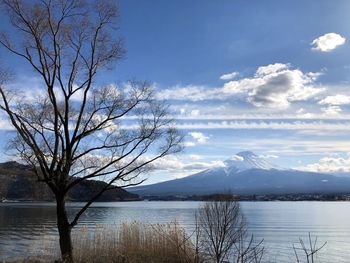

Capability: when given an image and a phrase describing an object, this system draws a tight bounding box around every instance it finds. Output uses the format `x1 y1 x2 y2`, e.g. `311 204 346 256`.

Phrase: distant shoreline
3 192 350 203
140 193 350 202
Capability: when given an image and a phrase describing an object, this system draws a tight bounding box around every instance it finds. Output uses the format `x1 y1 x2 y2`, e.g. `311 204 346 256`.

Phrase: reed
72 221 198 263
7 222 198 263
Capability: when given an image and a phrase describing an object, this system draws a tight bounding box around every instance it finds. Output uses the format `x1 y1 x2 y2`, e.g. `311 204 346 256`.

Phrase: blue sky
2 0 350 184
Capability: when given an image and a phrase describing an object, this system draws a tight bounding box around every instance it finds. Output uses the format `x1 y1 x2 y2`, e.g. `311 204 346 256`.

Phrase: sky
1 0 350 184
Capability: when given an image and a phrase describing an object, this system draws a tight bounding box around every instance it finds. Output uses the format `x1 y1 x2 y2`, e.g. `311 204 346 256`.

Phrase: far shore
3 192 350 203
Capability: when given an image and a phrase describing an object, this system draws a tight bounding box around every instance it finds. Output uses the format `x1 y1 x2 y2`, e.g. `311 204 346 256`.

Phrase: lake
1 201 350 262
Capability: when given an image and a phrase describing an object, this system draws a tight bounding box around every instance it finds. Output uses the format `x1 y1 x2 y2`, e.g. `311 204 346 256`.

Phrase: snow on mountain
223 151 280 172
192 151 282 178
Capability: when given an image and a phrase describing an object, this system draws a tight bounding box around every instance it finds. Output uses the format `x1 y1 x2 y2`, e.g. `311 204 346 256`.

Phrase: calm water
1 201 350 262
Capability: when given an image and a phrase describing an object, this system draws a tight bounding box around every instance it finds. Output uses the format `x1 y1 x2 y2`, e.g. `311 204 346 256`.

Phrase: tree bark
56 195 73 263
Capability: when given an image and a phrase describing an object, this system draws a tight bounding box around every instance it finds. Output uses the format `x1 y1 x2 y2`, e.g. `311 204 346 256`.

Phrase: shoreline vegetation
3 192 350 203
3 199 326 263
142 192 350 202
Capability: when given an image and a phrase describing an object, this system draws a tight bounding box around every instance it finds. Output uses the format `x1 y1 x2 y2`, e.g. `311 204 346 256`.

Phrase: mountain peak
223 151 279 171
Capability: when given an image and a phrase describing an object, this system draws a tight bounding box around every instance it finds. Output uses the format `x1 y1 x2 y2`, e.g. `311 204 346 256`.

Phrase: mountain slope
0 162 139 201
130 152 350 196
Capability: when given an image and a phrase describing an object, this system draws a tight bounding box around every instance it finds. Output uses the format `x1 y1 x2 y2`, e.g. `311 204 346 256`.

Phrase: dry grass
72 222 198 263
6 222 199 263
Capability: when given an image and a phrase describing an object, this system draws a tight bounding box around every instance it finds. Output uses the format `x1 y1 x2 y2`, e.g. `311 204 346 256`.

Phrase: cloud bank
297 154 350 174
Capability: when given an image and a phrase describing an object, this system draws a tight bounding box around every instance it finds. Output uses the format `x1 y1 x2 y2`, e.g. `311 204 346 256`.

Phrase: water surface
1 201 350 262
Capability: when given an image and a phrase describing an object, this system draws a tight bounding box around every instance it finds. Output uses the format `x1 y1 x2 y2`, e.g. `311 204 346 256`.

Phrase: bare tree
293 233 327 263
233 234 264 263
197 197 246 263
196 197 264 263
0 0 182 262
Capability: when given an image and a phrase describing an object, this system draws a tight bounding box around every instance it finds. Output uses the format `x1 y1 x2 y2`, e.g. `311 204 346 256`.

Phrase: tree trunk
56 195 73 263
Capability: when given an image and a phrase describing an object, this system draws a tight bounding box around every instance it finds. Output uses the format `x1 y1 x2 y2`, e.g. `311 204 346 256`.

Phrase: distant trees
0 0 182 262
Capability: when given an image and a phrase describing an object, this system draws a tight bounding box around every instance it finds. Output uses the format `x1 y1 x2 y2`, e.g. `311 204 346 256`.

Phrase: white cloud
220 71 238 80
190 109 200 117
319 94 350 105
189 132 209 143
152 155 224 171
156 85 222 101
255 63 289 77
214 137 350 156
223 63 324 109
318 94 350 115
167 104 350 120
175 120 350 130
120 119 350 131
158 63 323 110
311 33 346 52
297 154 350 174
184 132 210 147
184 141 196 147
321 105 342 115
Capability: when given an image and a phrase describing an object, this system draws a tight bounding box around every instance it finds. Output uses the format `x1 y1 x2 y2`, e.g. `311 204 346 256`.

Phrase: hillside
130 151 350 196
0 161 139 202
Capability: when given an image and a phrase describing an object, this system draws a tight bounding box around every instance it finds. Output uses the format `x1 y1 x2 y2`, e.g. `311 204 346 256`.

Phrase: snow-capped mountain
221 151 280 172
130 151 350 196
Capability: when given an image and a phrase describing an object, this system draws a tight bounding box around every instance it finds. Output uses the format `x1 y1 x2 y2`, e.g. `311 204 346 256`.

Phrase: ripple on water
1 201 350 263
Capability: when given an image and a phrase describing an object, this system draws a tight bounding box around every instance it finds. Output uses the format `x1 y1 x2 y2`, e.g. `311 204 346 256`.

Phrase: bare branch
0 1 182 261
